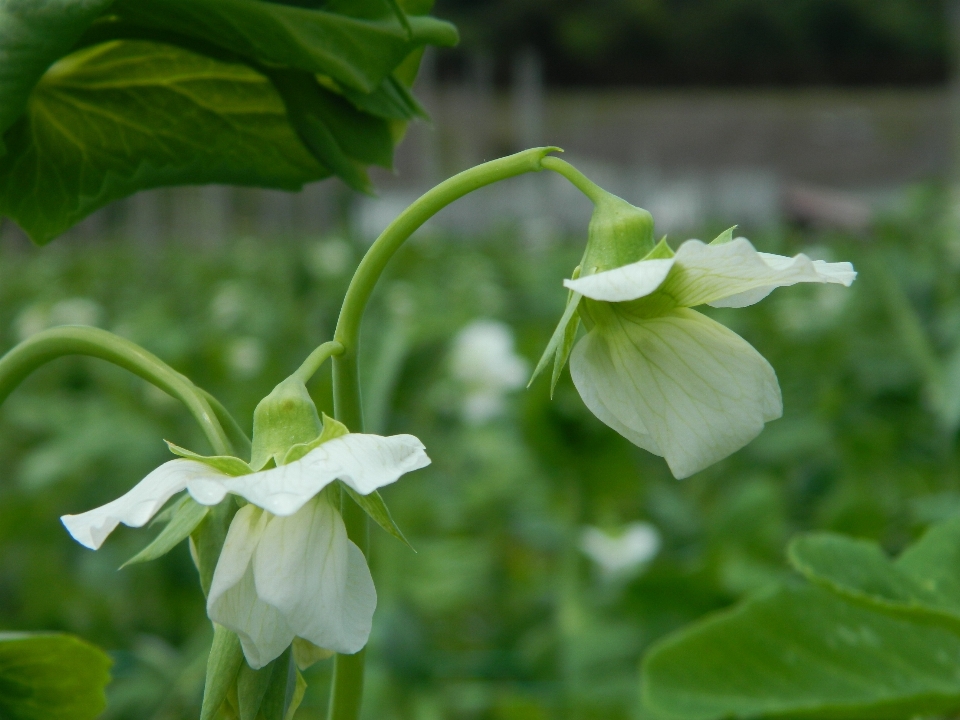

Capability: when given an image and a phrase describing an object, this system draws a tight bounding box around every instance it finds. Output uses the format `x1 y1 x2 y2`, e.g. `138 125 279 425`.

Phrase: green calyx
250 377 324 471
581 193 656 275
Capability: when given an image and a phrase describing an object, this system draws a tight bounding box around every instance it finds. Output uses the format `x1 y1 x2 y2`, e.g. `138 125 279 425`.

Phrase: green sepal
237 649 292 720
200 625 244 720
642 236 675 259
285 668 308 720
250 378 324 471
0 632 112 720
192 500 239 596
530 266 582 395
581 194 656 274
709 225 737 246
257 647 295 720
292 637 333 670
282 413 350 465
166 441 252 476
122 495 209 568
342 483 414 550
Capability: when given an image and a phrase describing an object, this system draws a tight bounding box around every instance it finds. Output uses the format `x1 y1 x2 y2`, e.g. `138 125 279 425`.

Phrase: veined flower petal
659 238 855 309
61 459 219 550
210 433 430 517
207 504 295 669
571 306 782 478
563 258 675 302
253 495 375 655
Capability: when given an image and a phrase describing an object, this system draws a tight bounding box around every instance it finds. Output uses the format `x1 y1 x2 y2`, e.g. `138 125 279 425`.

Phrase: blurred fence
1 54 949 247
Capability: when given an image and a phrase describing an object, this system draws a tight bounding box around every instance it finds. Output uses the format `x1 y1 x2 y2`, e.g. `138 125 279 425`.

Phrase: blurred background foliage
434 0 949 86
0 184 957 717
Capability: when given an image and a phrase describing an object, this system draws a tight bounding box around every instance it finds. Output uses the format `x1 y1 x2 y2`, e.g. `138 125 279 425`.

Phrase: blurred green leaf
790 519 960 625
0 40 328 244
642 582 960 720
0 632 111 720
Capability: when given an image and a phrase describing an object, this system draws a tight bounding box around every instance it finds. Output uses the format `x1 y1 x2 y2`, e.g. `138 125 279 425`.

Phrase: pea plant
1 2 958 720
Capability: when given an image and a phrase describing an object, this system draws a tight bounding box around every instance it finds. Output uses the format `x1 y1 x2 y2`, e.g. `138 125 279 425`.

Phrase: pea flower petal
571 306 782 479
208 496 375 668
565 238 855 309
61 433 430 549
61 459 215 550
563 258 675 302
210 433 429 516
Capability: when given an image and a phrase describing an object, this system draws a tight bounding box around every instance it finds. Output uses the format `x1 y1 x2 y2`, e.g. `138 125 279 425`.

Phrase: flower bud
250 377 323 470
581 193 656 275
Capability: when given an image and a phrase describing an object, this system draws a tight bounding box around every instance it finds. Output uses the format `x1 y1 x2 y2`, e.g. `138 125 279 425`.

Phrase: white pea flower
540 232 855 478
61 427 430 669
580 522 661 577
450 319 529 423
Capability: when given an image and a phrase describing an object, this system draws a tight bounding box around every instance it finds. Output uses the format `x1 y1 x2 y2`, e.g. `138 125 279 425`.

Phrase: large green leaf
641 582 960 720
789 519 960 625
0 40 329 244
0 633 111 720
0 0 114 148
107 0 458 93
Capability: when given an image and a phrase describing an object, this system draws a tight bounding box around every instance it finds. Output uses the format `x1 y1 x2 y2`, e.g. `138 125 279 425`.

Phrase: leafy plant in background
0 0 458 244
0 2 958 720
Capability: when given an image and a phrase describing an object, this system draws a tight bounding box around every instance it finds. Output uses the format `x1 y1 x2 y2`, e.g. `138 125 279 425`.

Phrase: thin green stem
198 388 251 460
540 156 608 203
0 325 233 456
327 147 560 720
292 340 344 385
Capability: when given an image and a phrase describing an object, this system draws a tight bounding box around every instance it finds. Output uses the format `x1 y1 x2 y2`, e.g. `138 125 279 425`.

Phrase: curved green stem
292 340 344 385
327 147 560 720
0 325 233 456
198 388 251 460
540 156 607 203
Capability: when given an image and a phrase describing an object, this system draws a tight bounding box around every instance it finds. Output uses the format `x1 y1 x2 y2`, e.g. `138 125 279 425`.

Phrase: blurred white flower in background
14 297 104 341
450 320 529 423
305 237 353 279
227 336 265 379
580 522 661 577
210 282 247 330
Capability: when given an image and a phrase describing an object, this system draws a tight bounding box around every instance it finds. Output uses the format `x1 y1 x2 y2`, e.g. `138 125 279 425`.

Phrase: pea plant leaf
106 0 457 94
789 518 960 626
0 632 112 720
0 40 329 244
0 0 457 244
641 518 960 720
641 582 960 720
0 0 114 149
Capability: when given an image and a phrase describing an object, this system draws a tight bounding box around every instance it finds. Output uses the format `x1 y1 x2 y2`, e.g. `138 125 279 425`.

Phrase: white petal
207 504 295 669
572 306 782 478
214 433 430 517
570 331 661 455
253 496 375 655
657 238 855 309
61 459 219 550
563 258 675 302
